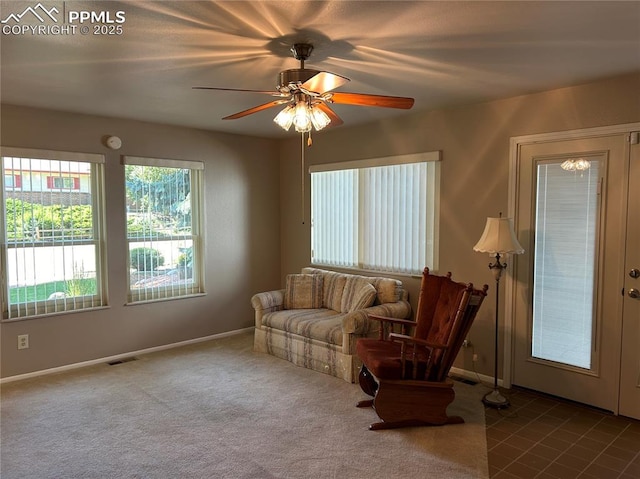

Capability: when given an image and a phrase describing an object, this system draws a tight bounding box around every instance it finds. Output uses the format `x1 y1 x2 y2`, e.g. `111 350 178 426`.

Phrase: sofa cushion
321 272 347 311
369 277 403 304
262 308 344 346
300 267 405 306
284 274 323 309
341 278 377 312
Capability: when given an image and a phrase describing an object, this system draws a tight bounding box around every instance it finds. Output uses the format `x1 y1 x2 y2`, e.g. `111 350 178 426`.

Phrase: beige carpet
1 331 489 478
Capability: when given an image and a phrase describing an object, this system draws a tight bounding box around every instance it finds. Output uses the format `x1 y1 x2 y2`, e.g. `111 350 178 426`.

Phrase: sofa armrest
251 290 285 312
251 290 285 330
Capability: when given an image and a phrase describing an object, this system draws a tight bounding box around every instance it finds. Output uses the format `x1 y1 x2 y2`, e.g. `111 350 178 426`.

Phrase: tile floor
485 387 640 479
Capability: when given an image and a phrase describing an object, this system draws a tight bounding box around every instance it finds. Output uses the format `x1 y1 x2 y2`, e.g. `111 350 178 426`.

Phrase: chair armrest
368 314 416 327
387 333 449 380
342 302 412 337
388 333 448 351
251 290 285 313
368 314 416 339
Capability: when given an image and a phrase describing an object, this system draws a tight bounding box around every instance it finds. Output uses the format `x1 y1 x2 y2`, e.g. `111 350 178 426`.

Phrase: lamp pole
483 252 509 408
474 215 524 409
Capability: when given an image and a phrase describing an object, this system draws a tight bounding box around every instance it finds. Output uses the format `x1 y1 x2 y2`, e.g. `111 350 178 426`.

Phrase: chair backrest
413 268 488 381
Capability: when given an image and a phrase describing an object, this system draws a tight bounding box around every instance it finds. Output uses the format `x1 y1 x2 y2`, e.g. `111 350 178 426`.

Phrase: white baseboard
1 327 254 385
449 366 506 388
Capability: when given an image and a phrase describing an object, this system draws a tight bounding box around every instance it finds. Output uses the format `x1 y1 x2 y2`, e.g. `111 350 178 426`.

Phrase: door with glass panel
512 133 630 413
619 133 640 419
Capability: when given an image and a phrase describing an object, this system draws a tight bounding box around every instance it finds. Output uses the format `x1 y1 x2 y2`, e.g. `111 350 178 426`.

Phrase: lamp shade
473 217 524 254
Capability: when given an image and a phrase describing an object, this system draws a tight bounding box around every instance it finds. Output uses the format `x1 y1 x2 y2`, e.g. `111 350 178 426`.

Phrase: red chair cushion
356 338 431 380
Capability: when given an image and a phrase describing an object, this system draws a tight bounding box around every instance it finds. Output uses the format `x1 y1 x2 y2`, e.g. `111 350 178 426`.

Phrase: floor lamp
473 215 524 409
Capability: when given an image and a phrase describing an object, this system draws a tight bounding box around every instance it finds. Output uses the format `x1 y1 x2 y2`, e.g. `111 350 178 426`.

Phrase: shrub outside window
310 152 440 275
0 147 107 320
124 156 204 303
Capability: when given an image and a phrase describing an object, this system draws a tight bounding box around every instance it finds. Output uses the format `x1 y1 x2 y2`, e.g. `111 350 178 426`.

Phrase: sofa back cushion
340 277 377 312
300 267 405 309
302 267 346 311
369 277 403 304
284 274 324 309
322 272 347 311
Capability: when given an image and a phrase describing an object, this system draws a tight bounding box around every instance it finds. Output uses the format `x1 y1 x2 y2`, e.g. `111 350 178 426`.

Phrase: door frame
505 122 640 394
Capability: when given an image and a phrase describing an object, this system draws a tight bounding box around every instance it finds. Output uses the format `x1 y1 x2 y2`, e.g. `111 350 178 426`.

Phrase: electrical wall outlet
472 353 479 362
17 334 29 350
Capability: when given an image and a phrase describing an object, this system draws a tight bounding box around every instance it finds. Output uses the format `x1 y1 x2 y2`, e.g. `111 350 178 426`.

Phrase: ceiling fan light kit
194 42 414 135
194 41 415 225
273 95 331 133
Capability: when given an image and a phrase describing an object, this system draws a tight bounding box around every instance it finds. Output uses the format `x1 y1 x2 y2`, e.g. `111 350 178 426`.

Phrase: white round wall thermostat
106 136 122 150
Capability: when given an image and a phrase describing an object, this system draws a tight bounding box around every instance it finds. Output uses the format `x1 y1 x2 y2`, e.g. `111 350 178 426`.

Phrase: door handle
629 288 640 299
630 269 640 279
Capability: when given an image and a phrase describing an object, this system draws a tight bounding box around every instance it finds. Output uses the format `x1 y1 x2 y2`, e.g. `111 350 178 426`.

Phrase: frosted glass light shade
310 107 331 131
473 217 524 254
274 103 331 133
273 106 294 131
293 101 312 133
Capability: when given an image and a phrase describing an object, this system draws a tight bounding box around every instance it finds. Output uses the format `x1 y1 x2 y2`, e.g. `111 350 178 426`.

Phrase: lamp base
482 388 510 409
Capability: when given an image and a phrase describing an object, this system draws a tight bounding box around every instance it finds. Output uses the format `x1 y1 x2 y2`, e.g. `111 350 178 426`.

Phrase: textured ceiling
1 1 639 138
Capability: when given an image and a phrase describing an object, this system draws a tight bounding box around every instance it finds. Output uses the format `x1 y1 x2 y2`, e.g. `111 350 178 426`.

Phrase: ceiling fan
193 43 415 133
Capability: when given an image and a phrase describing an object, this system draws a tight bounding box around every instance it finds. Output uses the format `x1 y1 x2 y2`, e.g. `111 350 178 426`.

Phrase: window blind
532 159 601 369
123 156 204 303
1 148 107 320
311 152 440 275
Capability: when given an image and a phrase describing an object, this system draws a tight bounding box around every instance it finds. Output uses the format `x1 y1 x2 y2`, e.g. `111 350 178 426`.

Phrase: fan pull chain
301 131 305 224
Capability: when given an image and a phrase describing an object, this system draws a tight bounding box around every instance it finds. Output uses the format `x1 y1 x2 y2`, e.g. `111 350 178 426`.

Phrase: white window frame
310 151 440 275
123 156 205 303
1 147 107 320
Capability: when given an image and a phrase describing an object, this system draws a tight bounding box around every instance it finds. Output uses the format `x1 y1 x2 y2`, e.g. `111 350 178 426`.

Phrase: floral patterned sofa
251 267 412 382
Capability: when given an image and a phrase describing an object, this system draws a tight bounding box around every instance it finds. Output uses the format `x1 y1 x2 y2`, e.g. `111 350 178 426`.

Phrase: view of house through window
1 148 106 320
310 152 440 275
124 156 204 302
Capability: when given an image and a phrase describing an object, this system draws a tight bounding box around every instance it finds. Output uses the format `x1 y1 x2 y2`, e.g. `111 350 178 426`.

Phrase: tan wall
1 105 281 378
279 72 640 380
2 72 638 381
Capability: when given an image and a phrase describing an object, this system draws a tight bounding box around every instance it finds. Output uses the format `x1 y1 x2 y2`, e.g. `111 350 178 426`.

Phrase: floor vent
459 378 478 385
451 376 478 385
107 357 138 366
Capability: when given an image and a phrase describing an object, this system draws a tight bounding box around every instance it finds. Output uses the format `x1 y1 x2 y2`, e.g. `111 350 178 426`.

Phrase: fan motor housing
278 69 320 90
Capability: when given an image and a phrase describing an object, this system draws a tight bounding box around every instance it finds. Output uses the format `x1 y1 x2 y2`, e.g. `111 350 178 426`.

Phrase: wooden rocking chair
356 267 488 430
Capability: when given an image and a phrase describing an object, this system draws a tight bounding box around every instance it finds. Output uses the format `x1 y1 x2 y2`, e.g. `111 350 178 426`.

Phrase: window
4 174 21 189
532 159 600 369
47 176 80 190
1 147 107 320
310 152 440 275
124 156 204 303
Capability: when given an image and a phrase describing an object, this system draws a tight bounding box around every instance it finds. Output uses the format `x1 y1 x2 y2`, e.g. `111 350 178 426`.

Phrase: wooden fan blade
301 72 350 94
316 103 344 127
328 92 414 109
193 86 283 96
223 101 284 120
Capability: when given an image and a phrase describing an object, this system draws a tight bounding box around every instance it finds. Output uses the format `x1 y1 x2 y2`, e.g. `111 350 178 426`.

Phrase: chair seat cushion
356 338 431 380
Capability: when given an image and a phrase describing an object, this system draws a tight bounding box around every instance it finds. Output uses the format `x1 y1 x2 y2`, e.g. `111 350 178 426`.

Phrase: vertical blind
311 169 358 268
1 147 106 319
310 152 440 275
